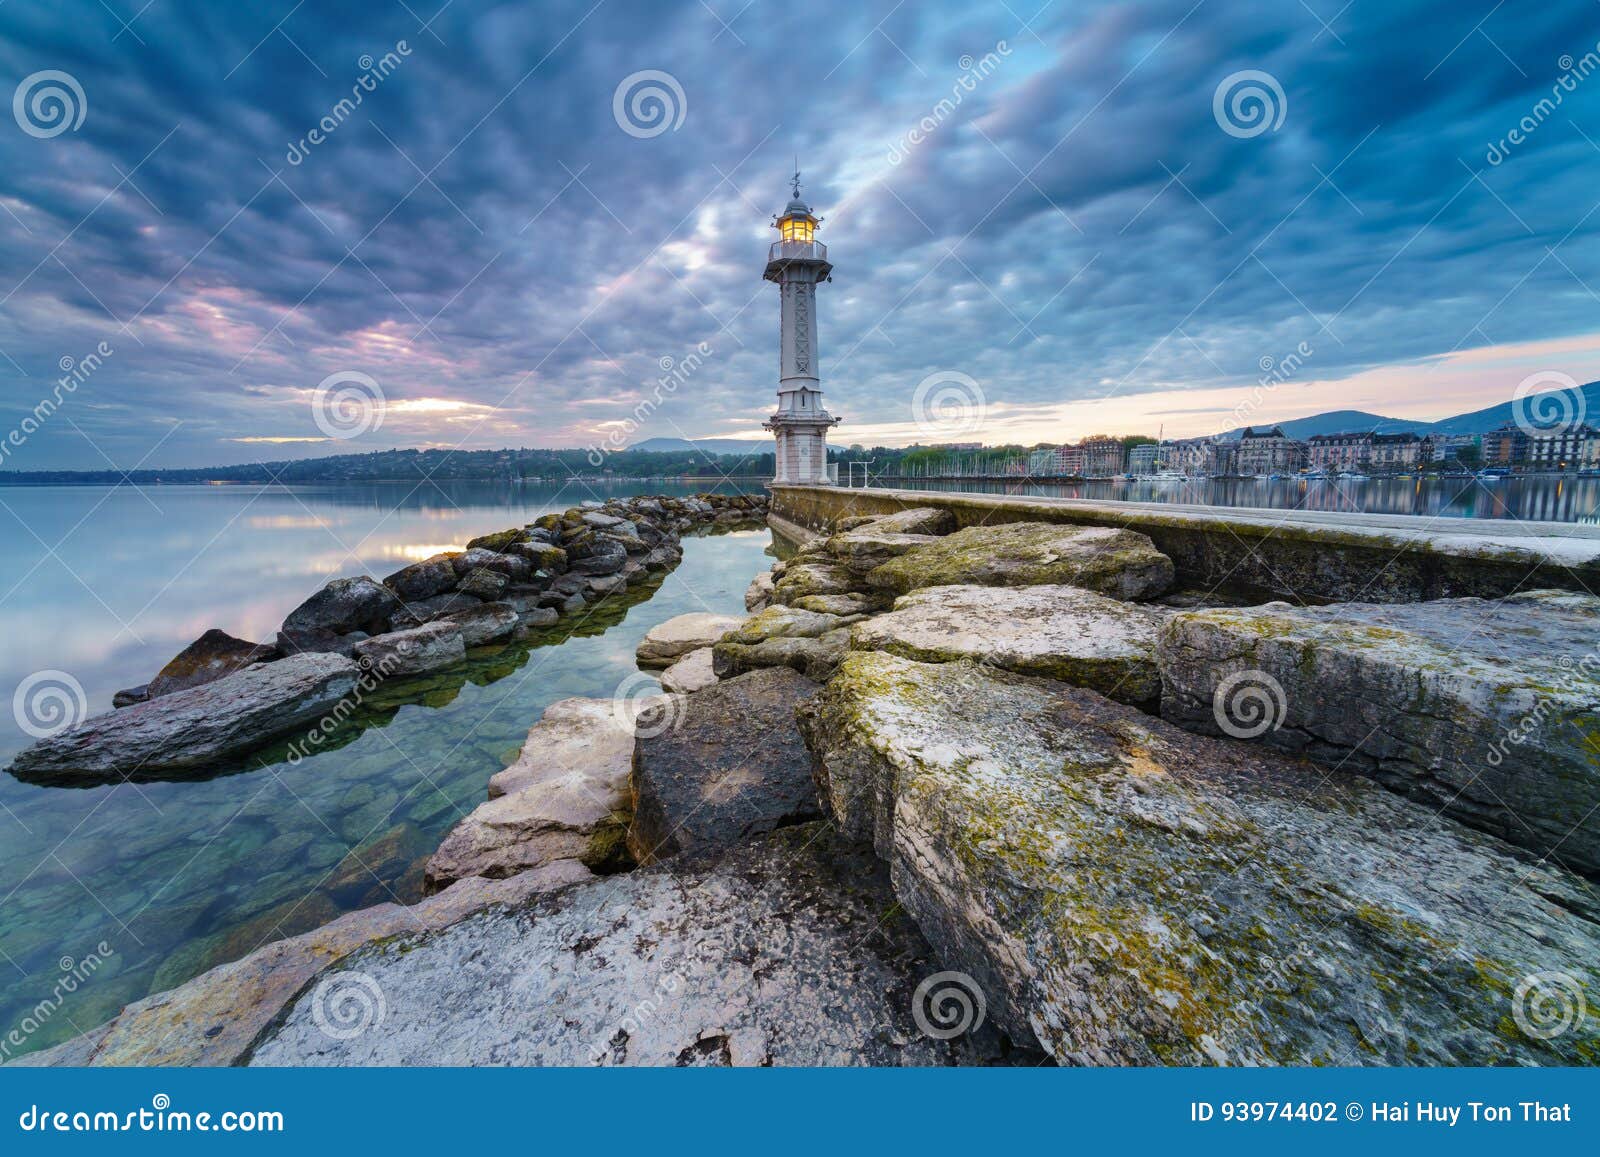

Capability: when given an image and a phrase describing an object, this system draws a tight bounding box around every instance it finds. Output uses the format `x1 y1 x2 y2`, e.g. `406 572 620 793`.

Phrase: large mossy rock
249 825 1031 1067
1157 589 1600 875
281 576 405 636
627 668 821 864
382 553 461 601
427 696 649 889
866 521 1173 600
13 866 592 1067
798 651 1600 1065
838 507 957 536
145 629 277 699
7 653 361 784
770 560 863 605
849 584 1162 706
826 530 941 575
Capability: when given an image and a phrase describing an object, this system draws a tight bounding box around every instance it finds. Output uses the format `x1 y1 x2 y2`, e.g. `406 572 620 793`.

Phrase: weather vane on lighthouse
763 168 839 485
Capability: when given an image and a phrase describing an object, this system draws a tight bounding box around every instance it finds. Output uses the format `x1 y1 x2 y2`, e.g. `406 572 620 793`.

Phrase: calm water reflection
0 480 769 1057
894 475 1600 523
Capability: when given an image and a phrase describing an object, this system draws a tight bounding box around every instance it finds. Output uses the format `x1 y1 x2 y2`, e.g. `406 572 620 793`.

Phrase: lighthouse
763 171 839 485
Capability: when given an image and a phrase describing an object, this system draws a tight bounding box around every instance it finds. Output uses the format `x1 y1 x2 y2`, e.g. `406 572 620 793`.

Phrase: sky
1 0 1598 469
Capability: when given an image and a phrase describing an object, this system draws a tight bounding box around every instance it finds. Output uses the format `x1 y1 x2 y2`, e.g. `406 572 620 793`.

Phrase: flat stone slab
249 825 1031 1067
712 631 852 683
7 653 361 784
628 668 821 864
16 865 591 1067
659 647 718 694
799 651 1600 1065
839 507 957 536
427 696 648 889
866 521 1174 600
635 612 747 668
826 530 941 574
850 584 1162 706
1157 589 1600 875
771 560 863 605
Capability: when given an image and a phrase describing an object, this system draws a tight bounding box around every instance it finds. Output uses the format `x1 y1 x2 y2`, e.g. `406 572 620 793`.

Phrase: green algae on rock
798 650 1600 1065
864 521 1174 600
849 583 1163 706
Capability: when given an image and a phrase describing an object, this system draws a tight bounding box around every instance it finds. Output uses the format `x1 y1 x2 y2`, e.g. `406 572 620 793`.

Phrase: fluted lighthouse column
763 173 839 485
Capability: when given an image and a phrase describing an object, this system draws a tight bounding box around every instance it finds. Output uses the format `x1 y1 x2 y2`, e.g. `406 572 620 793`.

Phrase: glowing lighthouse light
763 169 840 485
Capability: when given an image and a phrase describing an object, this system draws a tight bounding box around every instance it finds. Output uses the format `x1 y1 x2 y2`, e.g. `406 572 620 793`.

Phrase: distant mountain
628 437 767 455
1424 379 1600 435
1222 380 1600 440
1221 410 1429 440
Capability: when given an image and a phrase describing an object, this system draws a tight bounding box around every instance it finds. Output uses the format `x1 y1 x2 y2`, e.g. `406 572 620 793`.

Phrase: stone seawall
769 484 1600 603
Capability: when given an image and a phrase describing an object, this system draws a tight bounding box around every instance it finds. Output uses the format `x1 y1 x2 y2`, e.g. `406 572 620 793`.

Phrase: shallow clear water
892 475 1600 522
0 481 771 1058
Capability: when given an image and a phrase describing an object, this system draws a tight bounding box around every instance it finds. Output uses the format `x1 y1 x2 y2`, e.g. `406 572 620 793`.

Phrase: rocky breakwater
28 501 1600 1066
6 492 768 784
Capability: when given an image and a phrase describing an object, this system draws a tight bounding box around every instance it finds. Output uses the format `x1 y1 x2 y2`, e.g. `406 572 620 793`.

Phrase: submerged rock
1158 590 1600 875
14 865 591 1067
252 825 1029 1066
866 521 1174 601
145 628 277 699
850 584 1162 706
426 696 646 889
628 668 821 864
799 651 1600 1065
7 654 361 783
659 647 717 694
635 612 746 668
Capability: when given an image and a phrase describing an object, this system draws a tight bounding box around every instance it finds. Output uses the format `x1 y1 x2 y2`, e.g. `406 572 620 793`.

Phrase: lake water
890 475 1600 522
0 481 771 1058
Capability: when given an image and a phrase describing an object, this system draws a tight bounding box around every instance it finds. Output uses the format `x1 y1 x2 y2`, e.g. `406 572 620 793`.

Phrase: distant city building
1306 431 1372 472
1517 423 1596 472
1164 436 1217 476
1079 436 1125 478
1235 426 1304 475
1420 433 1479 463
1368 432 1422 473
1127 443 1160 474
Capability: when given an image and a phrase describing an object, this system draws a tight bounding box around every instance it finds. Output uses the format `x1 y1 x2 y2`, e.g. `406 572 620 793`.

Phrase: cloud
0 0 1597 466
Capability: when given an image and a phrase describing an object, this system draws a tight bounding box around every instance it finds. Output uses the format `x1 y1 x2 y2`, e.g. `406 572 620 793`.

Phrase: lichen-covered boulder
351 622 464 676
849 584 1161 706
383 553 460 601
771 560 862 605
507 541 567 573
455 567 510 601
250 826 1031 1067
721 604 862 644
635 612 746 668
712 630 852 683
867 522 1173 601
7 653 361 783
426 696 649 889
659 647 717 694
798 651 1600 1065
826 531 941 575
145 629 277 699
1157 590 1600 875
465 528 528 553
627 668 821 864
791 591 892 616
